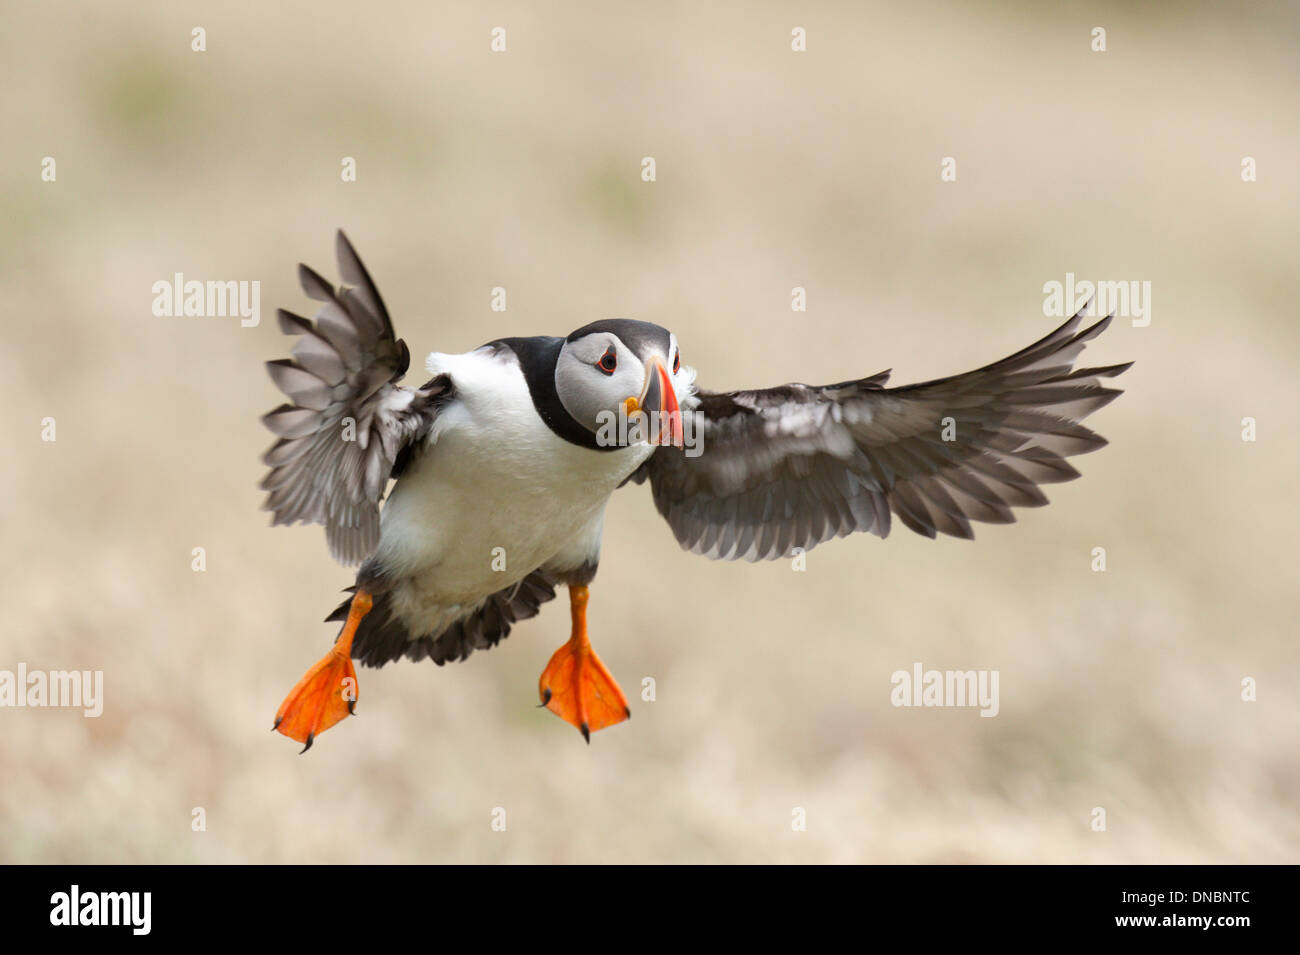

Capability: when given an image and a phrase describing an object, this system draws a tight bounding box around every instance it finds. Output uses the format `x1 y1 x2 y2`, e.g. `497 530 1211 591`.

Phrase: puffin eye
672 351 680 374
596 346 617 375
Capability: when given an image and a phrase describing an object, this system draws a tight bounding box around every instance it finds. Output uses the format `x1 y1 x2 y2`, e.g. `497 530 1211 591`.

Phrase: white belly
371 348 651 633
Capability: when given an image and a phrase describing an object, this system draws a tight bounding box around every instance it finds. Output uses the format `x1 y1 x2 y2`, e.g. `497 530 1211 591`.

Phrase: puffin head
556 319 686 448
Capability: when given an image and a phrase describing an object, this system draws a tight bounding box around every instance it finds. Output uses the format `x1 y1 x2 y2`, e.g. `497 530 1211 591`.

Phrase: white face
554 325 685 440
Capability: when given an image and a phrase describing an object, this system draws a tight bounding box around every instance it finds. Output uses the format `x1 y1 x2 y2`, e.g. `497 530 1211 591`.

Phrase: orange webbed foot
273 647 358 752
539 584 629 741
274 591 371 753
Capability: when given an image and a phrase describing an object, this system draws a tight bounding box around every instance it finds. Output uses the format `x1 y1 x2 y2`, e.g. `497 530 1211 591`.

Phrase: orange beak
638 355 683 447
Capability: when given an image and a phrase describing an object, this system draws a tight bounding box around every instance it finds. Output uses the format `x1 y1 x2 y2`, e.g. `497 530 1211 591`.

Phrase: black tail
324 570 559 667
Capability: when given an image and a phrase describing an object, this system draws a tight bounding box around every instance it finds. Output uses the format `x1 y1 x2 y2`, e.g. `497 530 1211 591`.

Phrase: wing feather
636 309 1131 560
259 231 451 565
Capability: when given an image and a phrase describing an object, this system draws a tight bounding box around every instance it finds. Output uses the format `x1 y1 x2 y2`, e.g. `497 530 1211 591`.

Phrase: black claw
272 716 282 731
538 687 552 708
347 700 356 716
580 722 590 744
624 706 631 719
299 733 314 755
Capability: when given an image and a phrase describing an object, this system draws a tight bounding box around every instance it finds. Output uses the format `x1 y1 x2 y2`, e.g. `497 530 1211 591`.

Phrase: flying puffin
262 231 1131 750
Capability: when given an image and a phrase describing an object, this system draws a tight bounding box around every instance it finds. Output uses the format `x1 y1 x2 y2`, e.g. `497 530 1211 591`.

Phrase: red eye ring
673 351 680 374
597 346 617 375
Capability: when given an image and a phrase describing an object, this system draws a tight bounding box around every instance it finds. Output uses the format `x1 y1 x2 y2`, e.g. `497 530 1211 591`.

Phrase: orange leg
274 590 371 753
539 584 630 742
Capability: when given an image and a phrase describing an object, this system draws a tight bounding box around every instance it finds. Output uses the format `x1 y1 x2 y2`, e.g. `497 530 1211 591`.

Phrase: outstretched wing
259 230 451 565
632 310 1131 561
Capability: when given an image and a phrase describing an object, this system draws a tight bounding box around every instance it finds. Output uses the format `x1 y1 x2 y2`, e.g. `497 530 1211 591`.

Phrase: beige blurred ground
1 1 1297 864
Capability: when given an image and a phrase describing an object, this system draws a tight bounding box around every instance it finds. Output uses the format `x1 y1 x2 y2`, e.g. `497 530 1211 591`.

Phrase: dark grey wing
634 310 1131 561
260 230 451 565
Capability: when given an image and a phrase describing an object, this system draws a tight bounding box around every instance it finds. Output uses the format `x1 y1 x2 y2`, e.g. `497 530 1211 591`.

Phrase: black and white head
555 319 691 448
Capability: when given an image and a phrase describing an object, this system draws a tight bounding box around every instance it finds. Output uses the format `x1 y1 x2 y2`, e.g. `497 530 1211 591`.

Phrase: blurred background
1 1 1297 863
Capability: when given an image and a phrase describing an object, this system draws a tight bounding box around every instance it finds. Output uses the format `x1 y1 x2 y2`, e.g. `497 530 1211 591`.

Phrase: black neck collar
488 337 615 452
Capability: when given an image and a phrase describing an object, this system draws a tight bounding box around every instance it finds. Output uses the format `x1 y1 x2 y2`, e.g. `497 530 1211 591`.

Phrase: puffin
262 231 1131 750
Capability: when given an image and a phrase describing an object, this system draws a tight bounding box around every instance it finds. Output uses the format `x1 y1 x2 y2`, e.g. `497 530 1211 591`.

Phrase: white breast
373 347 651 631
